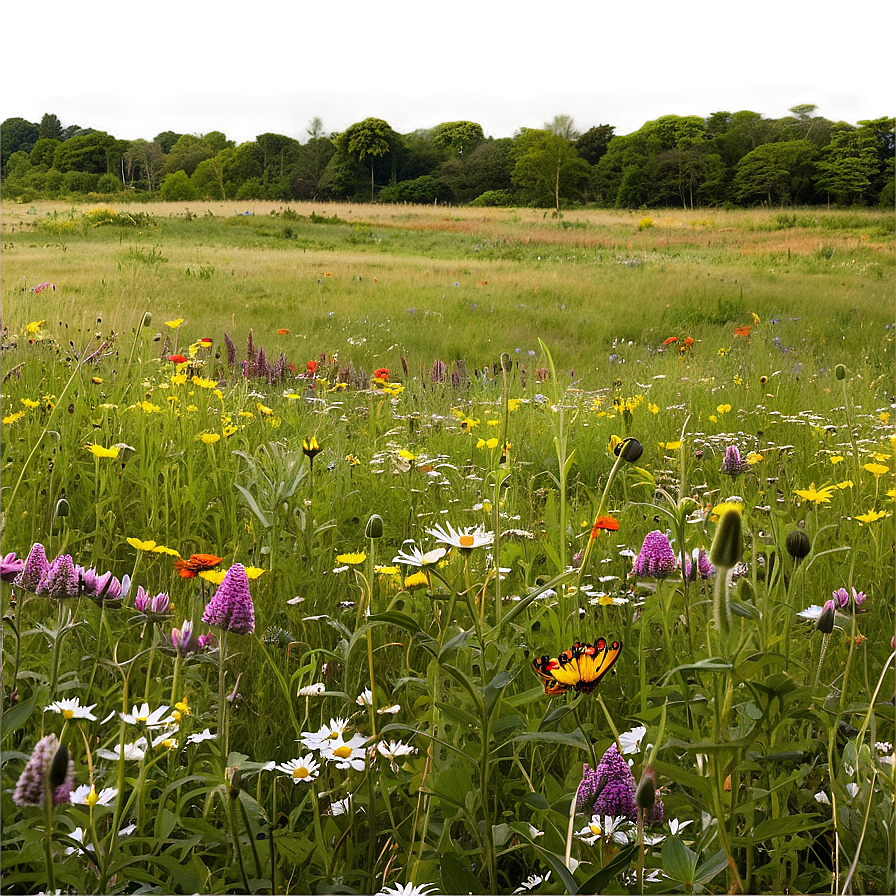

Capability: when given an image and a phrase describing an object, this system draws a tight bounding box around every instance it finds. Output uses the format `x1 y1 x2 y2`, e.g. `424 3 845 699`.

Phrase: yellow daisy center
333 745 353 759
293 767 309 779
62 709 75 719
459 535 475 547
589 822 602 836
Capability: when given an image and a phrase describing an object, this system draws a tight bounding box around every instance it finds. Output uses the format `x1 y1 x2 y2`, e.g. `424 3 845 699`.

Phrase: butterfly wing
574 639 622 693
532 655 570 695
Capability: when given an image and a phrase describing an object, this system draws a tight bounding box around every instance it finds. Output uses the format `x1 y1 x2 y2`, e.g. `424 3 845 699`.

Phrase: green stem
227 788 251 892
310 786 331 879
43 776 57 894
218 629 229 765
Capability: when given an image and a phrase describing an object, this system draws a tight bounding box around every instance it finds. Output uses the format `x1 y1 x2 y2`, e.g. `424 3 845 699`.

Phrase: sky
3 0 892 145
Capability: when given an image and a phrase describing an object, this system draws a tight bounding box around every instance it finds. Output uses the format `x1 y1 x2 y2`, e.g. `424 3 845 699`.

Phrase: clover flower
13 734 74 806
39 554 79 599
14 543 50 592
631 531 676 579
202 563 255 634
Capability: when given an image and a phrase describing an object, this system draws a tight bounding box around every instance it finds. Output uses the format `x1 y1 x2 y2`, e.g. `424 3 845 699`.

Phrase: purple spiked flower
202 564 255 634
721 445 748 477
585 744 638 821
13 543 50 592
134 587 170 616
13 734 74 806
39 554 78 599
683 548 715 581
1 552 24 583
632 531 676 580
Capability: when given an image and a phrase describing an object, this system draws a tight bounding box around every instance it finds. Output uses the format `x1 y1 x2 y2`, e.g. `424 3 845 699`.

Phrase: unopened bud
228 768 242 800
365 514 384 539
635 766 657 811
834 364 846 381
142 312 153 328
785 529 811 561
500 352 512 372
48 742 70 790
816 599 836 634
710 508 743 569
615 437 643 463
54 497 70 519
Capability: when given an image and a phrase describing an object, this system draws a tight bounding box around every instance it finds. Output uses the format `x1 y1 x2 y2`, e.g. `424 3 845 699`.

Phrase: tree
732 140 818 205
39 113 63 141
576 125 615 165
30 138 61 169
154 131 182 154
124 140 165 191
437 138 515 204
202 131 233 153
163 135 215 177
431 121 485 156
512 128 590 213
160 169 197 201
1 118 39 170
816 125 881 204
52 132 114 174
333 118 400 202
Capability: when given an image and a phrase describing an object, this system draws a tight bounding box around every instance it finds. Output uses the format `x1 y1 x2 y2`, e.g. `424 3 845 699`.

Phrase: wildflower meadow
1 200 894 895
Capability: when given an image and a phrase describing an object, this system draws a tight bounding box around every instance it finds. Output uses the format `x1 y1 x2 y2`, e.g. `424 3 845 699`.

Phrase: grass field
1 200 894 895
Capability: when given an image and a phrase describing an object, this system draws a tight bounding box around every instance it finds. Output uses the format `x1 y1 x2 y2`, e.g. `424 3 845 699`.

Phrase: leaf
578 843 638 893
662 835 697 885
0 685 47 741
512 729 590 752
440 853 484 895
532 844 579 895
518 792 550 810
750 813 823 841
661 658 732 684
438 627 476 659
234 482 272 528
694 848 730 885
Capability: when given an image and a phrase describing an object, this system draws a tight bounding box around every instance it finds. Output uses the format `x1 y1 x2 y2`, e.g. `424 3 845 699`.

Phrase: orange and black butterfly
532 638 622 695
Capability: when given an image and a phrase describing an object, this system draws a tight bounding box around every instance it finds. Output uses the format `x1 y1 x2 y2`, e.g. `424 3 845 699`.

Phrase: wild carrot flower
632 531 676 579
202 563 255 634
14 543 50 592
13 734 74 806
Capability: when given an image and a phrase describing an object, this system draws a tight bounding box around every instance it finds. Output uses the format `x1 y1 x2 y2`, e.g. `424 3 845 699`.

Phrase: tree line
2 108 893 209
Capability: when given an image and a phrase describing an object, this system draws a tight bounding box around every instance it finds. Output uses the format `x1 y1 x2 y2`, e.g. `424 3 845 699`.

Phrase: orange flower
169 354 188 364
174 553 223 578
734 325 752 339
277 328 290 335
306 360 318 375
680 336 694 351
591 515 620 538
373 367 390 381
663 337 679 345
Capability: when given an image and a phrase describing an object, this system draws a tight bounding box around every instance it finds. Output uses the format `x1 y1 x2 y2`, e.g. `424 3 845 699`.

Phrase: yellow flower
403 571 430 589
716 403 731 415
2 410 26 424
835 480 853 490
153 545 181 557
854 509 891 524
477 437 499 450
648 403 659 414
20 398 40 408
879 412 891 423
170 373 188 386
711 501 745 519
244 566 266 579
507 399 521 411
397 449 416 461
191 376 217 389
717 348 729 357
708 415 718 423
863 463 891 477
830 455 844 464
873 452 891 462
165 318 184 329
794 483 837 505
26 320 46 334
751 312 761 325
135 401 162 413
346 454 360 466
198 433 221 444
746 452 763 465
257 402 273 415
486 419 501 427
658 440 682 451
223 425 238 438
84 443 120 459
375 565 400 576
336 552 366 565
199 569 227 585
127 537 157 551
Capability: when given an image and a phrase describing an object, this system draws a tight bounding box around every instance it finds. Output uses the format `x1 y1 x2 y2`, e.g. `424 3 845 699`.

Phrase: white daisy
377 739 416 769
96 738 148 761
320 733 369 770
330 796 351 816
69 784 117 807
300 717 352 751
120 703 174 729
427 522 494 551
186 728 217 744
575 814 633 846
392 545 447 567
297 682 325 696
356 688 373 706
276 754 321 783
44 697 98 721
378 883 438 896
514 872 550 893
377 703 401 715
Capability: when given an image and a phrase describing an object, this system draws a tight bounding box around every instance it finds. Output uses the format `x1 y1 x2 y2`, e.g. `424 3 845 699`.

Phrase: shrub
160 170 198 201
96 173 121 193
470 189 513 207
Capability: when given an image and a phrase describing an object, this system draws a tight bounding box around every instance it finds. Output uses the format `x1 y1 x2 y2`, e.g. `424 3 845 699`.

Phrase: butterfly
532 638 622 695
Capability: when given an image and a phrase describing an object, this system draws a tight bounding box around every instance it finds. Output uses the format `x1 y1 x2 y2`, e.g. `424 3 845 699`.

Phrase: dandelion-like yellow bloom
507 399 521 411
716 403 732 415
127 537 158 551
199 569 227 584
403 571 429 588
658 440 682 451
2 410 26 424
477 437 500 449
863 463 891 477
244 567 266 579
794 483 837 505
191 376 218 389
336 552 366 565
854 509 891 524
20 398 40 408
165 318 184 329
84 443 120 458
257 402 273 415
198 433 221 444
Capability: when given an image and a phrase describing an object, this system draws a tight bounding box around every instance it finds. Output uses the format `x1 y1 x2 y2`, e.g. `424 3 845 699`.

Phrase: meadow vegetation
1 201 894 895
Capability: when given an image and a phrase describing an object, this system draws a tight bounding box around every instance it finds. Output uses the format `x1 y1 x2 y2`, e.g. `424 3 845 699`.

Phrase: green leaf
518 792 550 810
694 848 730 885
0 684 47 741
662 835 697 885
440 853 484 895
234 482 272 528
512 729 590 752
532 844 579 895
578 843 638 893
750 813 823 841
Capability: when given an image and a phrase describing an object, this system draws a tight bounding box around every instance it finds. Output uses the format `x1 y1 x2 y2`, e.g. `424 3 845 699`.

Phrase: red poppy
277 328 290 335
591 515 620 538
663 336 679 345
734 325 752 339
373 367 389 381
169 354 188 364
306 360 318 374
198 338 213 345
174 553 223 578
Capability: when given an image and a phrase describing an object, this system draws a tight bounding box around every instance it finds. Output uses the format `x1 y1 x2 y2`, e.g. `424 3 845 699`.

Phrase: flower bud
816 599 836 634
785 529 811 561
54 497 70 519
48 742 70 790
710 508 743 569
142 312 153 327
615 437 643 463
635 766 657 811
834 364 846 381
365 514 384 539
500 352 512 372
